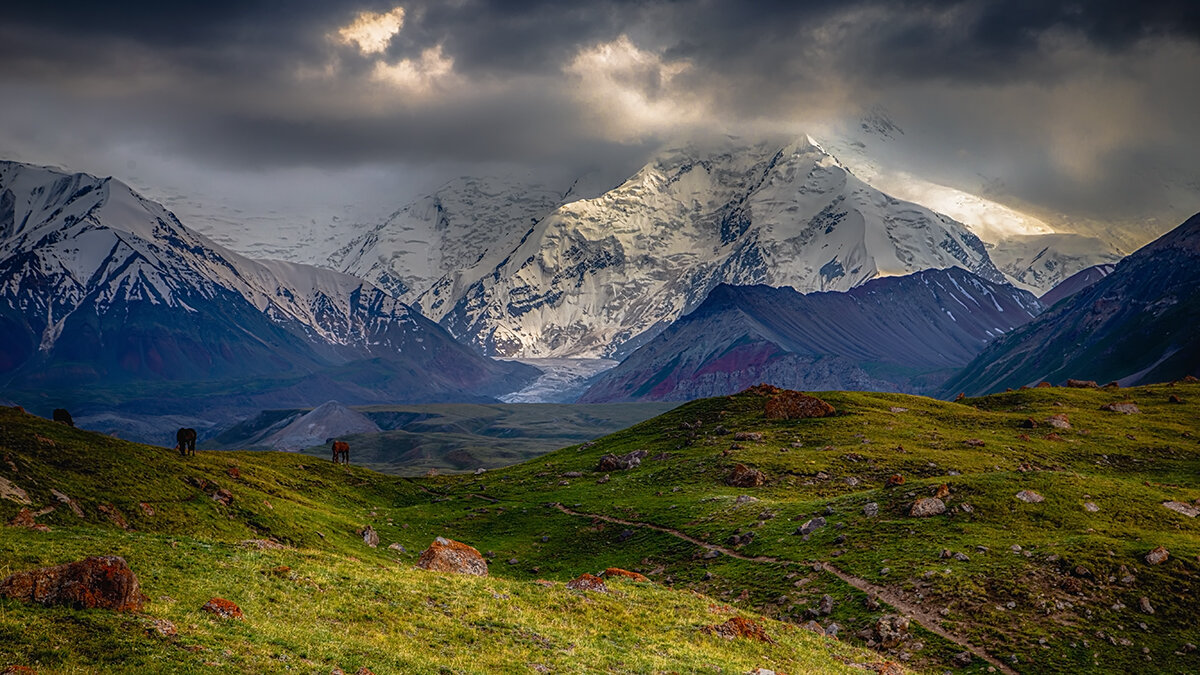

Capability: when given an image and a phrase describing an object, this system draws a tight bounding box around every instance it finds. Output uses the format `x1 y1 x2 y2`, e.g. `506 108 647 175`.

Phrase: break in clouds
1 0 1199 235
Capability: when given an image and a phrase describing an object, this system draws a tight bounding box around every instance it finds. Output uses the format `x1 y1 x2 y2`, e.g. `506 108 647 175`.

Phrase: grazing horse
52 408 74 427
331 440 350 465
175 428 197 457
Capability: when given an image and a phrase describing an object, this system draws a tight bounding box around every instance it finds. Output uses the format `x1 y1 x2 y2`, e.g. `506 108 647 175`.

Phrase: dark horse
331 440 349 465
176 428 197 457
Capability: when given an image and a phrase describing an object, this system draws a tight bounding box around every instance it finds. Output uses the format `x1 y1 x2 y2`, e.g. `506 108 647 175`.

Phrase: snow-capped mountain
984 233 1124 294
436 137 1007 359
0 161 532 407
329 176 576 306
1039 263 1116 308
579 267 1042 402
942 212 1200 395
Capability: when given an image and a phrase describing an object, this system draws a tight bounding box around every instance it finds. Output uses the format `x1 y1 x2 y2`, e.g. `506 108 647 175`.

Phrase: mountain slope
1038 263 1116 308
581 267 1041 402
0 405 888 674
0 161 533 412
438 138 1006 359
943 212 1200 395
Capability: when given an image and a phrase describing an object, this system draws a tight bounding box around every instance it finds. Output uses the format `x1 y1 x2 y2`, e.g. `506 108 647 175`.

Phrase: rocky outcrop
416 537 488 576
909 498 946 517
702 616 774 643
596 450 647 472
726 464 766 488
764 390 836 420
565 573 609 593
201 597 244 620
0 556 146 611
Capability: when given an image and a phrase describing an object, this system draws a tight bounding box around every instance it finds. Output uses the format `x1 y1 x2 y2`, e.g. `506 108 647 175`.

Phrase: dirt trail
551 502 1017 675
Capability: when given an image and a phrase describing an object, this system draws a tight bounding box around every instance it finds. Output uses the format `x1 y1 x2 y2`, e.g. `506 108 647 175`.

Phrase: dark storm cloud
0 0 1197 233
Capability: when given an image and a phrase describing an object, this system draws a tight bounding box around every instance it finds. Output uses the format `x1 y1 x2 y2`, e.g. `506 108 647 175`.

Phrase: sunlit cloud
337 7 406 56
565 35 702 141
371 44 457 95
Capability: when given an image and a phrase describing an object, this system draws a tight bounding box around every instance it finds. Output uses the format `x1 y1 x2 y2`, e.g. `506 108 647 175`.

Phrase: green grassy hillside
0 406 889 674
401 382 1200 673
3 382 1198 673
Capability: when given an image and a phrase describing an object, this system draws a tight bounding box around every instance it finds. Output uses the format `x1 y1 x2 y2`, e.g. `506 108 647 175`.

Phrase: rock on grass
1145 546 1170 565
726 463 765 487
601 567 650 582
565 573 608 592
909 497 946 517
701 616 774 643
0 556 146 612
1015 490 1045 503
201 597 243 620
416 537 488 576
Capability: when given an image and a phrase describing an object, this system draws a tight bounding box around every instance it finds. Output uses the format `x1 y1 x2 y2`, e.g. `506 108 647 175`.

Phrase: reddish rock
226 467 241 478
701 616 774 643
1021 418 1038 429
211 489 234 506
1045 414 1071 429
934 484 950 499
1036 381 1053 388
566 573 609 593
1183 375 1199 383
7 509 37 529
1043 433 1065 442
1015 490 1045 503
201 597 243 620
764 391 836 420
601 567 650 583
97 503 129 529
416 537 488 576
963 438 985 447
2 666 37 675
1016 433 1031 441
886 474 905 487
1169 395 1184 404
1067 379 1099 388
0 556 146 611
1145 546 1170 565
909 498 946 517
138 502 155 517
726 463 765 488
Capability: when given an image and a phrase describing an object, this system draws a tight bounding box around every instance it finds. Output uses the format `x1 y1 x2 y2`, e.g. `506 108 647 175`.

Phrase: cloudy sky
3 1 1198 250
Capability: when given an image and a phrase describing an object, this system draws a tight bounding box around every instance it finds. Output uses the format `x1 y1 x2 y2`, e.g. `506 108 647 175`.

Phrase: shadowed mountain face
0 161 535 415
943 213 1200 395
1038 263 1116 308
580 267 1041 402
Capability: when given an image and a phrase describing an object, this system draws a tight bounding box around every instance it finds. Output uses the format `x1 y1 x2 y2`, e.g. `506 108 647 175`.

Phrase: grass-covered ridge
0 406 886 674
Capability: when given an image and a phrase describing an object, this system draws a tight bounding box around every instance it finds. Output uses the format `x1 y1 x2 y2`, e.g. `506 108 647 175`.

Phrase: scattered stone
733 432 764 442
1145 546 1169 565
211 489 234 506
795 517 826 536
702 549 722 559
596 474 610 484
416 537 488 576
601 567 650 582
865 595 881 610
1163 501 1200 518
97 503 129 529
886 474 905 487
953 552 970 562
1139 597 1154 614
1084 502 1100 512
701 616 774 643
388 543 406 553
889 407 908 413
148 617 178 638
960 503 974 513
239 539 286 550
0 477 31 505
1015 490 1045 503
1021 417 1039 429
800 620 826 635
726 463 765 488
360 526 379 548
845 476 859 487
616 529 634 543
1168 394 1184 404
863 502 879 517
871 615 910 649
1067 379 1099 388
819 594 834 615
952 652 973 667
964 438 985 447
764 390 836 420
565 573 608 593
201 597 243 620
1044 432 1065 442
1046 414 1071 429
1100 402 1140 414
734 494 759 504
909 497 946 517
935 484 950 499
226 467 241 478
596 449 648 472
0 556 145 611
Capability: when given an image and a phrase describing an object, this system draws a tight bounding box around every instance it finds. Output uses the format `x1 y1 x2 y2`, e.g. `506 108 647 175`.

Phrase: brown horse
331 440 349 465
175 428 197 457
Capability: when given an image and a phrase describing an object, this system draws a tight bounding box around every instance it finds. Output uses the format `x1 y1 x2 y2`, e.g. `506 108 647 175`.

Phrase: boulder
0 556 146 611
0 477 31 505
595 450 648 472
1163 501 1200 518
1015 490 1045 503
211 489 234 506
726 463 765 488
764 391 836 420
871 615 910 648
1139 596 1154 614
909 498 946 517
733 432 764 441
862 502 879 517
565 573 608 593
1067 379 1099 388
800 620 826 635
416 537 488 576
360 526 379 548
818 594 834 615
601 567 650 583
97 503 129 529
1045 414 1071 429
885 474 905 487
1100 402 1140 414
1145 546 1169 565
796 516 826 536
701 616 774 643
201 597 243 620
